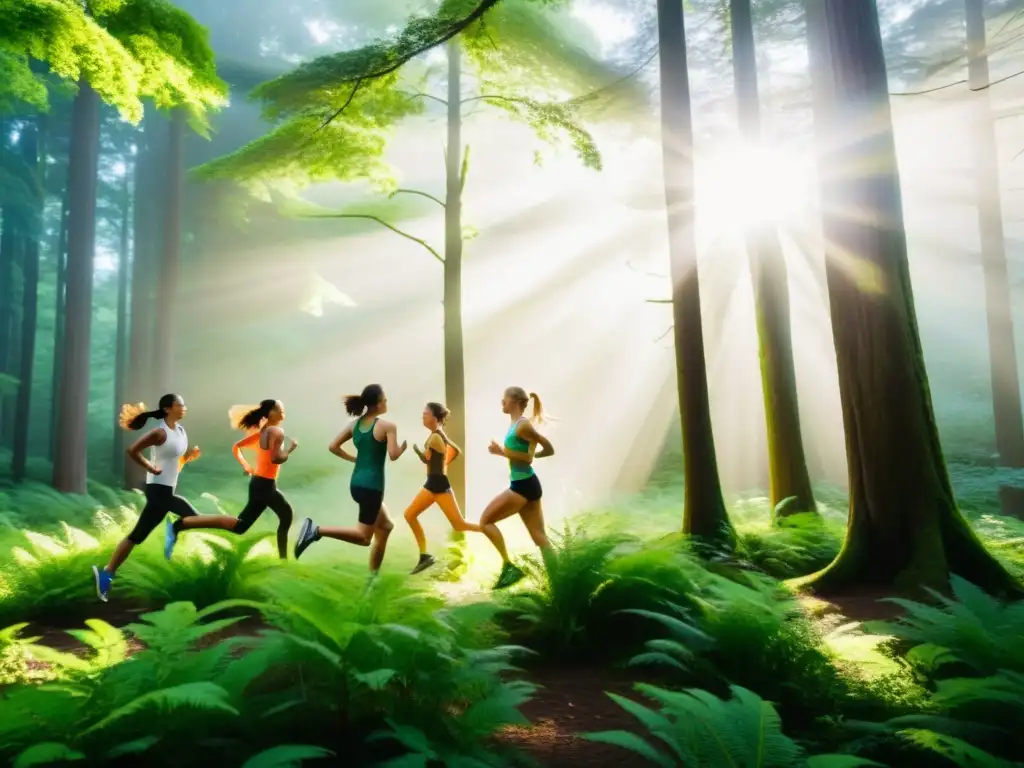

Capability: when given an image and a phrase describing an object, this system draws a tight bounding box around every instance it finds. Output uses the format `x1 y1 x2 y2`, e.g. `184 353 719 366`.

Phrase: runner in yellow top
403 402 481 575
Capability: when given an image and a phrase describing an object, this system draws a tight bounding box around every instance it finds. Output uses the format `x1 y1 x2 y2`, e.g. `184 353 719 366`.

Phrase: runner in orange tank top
167 399 298 559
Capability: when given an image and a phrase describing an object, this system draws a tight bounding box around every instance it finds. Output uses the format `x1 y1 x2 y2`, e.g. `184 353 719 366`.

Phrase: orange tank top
235 430 280 480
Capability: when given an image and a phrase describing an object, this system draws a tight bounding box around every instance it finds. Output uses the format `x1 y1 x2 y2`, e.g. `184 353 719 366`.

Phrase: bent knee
232 518 252 534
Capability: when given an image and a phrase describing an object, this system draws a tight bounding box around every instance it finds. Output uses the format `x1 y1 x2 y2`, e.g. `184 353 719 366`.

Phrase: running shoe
294 517 319 560
411 553 436 575
164 519 179 561
493 561 525 590
92 565 113 602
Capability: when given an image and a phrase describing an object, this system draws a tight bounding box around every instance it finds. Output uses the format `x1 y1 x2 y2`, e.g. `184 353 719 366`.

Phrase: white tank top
146 420 188 487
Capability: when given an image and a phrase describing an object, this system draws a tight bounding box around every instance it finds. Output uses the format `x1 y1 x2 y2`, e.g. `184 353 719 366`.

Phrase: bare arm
436 429 461 466
384 421 407 461
520 422 554 459
329 423 356 462
267 427 294 464
232 433 259 474
127 428 166 474
412 443 428 464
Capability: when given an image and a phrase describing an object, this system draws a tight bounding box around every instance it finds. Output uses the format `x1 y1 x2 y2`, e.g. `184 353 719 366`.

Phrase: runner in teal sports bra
293 384 407 574
478 386 556 589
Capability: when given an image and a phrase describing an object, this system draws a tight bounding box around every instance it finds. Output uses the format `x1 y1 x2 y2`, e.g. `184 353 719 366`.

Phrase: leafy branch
300 213 444 264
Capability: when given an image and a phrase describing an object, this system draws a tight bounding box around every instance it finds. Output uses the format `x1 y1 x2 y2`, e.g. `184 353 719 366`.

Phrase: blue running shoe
92 565 113 602
164 518 178 561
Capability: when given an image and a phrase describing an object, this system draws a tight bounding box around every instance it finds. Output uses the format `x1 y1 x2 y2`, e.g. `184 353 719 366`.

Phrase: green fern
586 683 882 768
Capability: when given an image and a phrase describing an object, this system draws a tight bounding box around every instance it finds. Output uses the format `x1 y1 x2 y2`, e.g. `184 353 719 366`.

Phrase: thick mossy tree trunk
48 192 68 462
799 0 1022 597
657 0 733 547
13 119 43 481
444 41 469 562
153 109 185 396
53 81 101 494
113 160 132 472
730 0 815 518
965 0 1024 475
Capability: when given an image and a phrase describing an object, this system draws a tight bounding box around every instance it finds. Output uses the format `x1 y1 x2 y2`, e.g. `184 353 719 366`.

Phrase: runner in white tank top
92 394 202 602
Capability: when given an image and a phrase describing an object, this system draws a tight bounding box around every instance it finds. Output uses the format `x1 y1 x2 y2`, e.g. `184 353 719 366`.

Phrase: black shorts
351 485 384 526
424 475 451 494
509 474 542 502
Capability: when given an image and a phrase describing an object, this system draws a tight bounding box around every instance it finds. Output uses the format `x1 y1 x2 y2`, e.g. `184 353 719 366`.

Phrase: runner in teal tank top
478 386 556 589
293 384 407 576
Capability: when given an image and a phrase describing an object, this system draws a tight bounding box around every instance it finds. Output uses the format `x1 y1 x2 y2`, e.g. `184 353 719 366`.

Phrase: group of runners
91 384 555 602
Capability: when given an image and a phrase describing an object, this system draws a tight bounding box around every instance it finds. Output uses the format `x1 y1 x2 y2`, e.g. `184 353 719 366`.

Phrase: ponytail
230 399 278 431
528 392 544 424
345 383 384 417
118 402 162 431
119 393 180 430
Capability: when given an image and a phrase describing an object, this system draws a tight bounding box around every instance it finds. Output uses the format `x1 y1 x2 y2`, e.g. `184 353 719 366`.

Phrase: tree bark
113 158 132 472
48 191 68 462
153 109 185 395
965 0 1024 473
799 0 1021 596
730 0 815 518
0 123 16 445
13 119 43 481
124 113 160 488
52 81 101 494
444 41 468 515
657 0 733 546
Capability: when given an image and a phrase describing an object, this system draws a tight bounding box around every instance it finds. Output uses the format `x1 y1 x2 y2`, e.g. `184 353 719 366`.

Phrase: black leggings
128 484 199 544
235 476 294 535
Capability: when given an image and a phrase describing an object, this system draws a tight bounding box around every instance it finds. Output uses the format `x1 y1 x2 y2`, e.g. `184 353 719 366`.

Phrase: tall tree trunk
153 109 185 395
444 41 468 513
13 119 43 481
0 123 16 445
730 0 816 517
443 41 469 567
965 0 1024 474
53 81 101 494
48 191 68 462
657 0 733 546
124 114 158 488
113 160 132 472
799 0 1020 596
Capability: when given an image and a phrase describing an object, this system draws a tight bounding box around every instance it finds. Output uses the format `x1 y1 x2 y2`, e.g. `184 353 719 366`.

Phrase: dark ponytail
229 399 278 431
344 384 384 417
119 394 180 431
426 401 450 425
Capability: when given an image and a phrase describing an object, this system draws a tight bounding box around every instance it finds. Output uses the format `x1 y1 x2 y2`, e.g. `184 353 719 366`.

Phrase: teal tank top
504 418 535 481
351 417 388 491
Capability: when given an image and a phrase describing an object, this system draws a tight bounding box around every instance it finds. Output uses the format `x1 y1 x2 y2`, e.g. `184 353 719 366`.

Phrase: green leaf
583 731 673 767
353 668 398 690
13 743 85 768
241 745 336 768
80 682 239 736
806 757 885 768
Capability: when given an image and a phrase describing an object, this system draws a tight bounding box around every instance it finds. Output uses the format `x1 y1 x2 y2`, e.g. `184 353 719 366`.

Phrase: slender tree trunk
799 0 1020 596
731 0 816 517
13 119 43 481
124 114 157 488
444 41 468 514
113 160 132 472
0 123 16 444
49 191 68 462
153 109 184 395
53 81 101 494
657 0 733 546
965 0 1024 476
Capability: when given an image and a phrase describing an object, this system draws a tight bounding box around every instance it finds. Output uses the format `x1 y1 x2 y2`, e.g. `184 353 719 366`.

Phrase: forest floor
14 588 905 767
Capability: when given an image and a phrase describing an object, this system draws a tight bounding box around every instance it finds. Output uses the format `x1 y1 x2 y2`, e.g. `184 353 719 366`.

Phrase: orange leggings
403 487 481 553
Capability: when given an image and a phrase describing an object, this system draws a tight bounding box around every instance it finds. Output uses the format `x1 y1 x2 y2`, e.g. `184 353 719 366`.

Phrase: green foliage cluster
0 0 226 126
